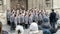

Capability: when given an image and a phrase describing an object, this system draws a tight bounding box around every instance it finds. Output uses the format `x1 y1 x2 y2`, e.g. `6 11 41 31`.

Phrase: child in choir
24 12 29 29
7 9 11 25
10 13 15 30
28 13 33 25
21 13 25 28
14 14 18 26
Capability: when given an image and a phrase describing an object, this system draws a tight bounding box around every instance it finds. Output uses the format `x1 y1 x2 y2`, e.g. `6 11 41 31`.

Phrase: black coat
49 12 56 23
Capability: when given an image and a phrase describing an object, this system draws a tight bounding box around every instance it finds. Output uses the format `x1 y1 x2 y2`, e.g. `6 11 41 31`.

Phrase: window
11 0 16 2
0 0 2 5
46 3 50 7
18 0 22 2
46 0 50 1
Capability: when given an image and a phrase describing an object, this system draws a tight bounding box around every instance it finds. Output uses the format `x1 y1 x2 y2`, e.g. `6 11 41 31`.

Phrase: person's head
18 30 21 34
29 13 31 16
43 17 49 23
29 22 38 31
7 9 10 12
51 9 54 12
42 18 50 29
43 29 51 34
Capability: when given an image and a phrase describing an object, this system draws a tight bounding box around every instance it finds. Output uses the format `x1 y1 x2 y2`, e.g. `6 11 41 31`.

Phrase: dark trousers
7 20 11 25
50 28 57 34
50 22 55 29
20 23 25 29
25 24 28 29
11 22 16 30
50 22 57 34
38 20 42 25
7 18 11 25
18 30 21 34
20 23 25 26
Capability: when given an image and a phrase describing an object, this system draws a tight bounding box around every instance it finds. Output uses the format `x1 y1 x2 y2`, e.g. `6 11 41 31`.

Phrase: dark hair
51 9 54 12
43 17 49 23
18 30 21 34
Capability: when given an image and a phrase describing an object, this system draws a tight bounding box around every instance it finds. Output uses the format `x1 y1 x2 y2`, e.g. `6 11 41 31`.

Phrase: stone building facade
3 0 53 10
28 0 53 10
0 0 60 25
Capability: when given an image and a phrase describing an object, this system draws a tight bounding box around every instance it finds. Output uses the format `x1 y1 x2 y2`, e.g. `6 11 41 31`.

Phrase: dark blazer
49 12 56 22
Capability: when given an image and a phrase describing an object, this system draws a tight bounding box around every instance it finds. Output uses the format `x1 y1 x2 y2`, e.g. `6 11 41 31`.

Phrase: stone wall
1 0 60 25
28 0 52 10
0 0 6 25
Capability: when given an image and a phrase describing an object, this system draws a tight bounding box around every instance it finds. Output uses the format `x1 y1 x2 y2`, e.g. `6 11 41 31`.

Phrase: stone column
1 0 11 25
0 0 7 25
39 0 44 10
6 0 11 10
28 0 33 9
33 0 36 8
36 0 39 9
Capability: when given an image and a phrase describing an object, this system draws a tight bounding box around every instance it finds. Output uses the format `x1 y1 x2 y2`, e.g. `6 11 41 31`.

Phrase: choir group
7 8 49 29
6 8 60 34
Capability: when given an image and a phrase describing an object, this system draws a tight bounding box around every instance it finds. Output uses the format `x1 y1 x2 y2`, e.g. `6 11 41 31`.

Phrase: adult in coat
49 9 57 29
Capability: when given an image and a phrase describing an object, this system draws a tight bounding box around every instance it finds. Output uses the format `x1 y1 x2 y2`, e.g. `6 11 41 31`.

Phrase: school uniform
10 14 15 30
38 14 43 25
35 13 38 23
43 15 49 23
28 15 33 25
17 15 20 25
22 14 25 23
7 11 11 25
21 14 25 28
24 15 29 29
14 16 18 26
17 15 22 25
32 13 36 22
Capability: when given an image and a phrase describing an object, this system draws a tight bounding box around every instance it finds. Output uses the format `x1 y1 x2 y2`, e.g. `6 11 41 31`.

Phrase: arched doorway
10 0 28 10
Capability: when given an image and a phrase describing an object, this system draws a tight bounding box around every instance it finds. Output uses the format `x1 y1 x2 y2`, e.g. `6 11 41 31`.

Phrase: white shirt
16 25 24 34
56 19 60 28
55 29 60 34
14 16 18 26
25 15 29 24
29 22 38 31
